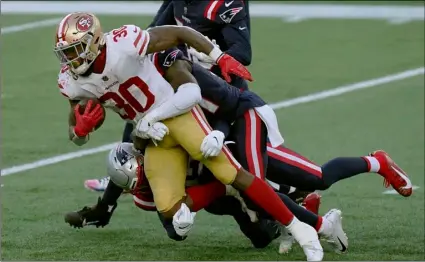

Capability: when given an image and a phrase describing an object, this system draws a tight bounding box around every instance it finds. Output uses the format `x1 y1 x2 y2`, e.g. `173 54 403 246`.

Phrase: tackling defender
65 142 346 254
55 12 323 261
150 47 413 200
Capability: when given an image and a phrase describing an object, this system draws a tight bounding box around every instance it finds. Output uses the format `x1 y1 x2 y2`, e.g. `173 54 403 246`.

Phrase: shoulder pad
204 0 246 24
109 25 150 58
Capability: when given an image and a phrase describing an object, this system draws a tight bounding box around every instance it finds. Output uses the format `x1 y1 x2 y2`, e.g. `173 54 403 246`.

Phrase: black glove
64 197 117 228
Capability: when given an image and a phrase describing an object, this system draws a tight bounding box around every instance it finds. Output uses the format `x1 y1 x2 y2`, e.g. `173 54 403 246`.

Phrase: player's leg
167 106 323 260
144 143 227 219
267 144 412 196
84 122 135 191
231 109 268 180
205 196 281 249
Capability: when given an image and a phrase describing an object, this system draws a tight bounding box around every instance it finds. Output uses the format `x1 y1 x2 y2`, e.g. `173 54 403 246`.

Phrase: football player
84 0 254 191
55 12 323 261
65 142 346 254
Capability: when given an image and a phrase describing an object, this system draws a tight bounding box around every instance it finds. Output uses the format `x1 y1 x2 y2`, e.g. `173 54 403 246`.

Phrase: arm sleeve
148 0 173 27
220 18 251 65
152 1 177 26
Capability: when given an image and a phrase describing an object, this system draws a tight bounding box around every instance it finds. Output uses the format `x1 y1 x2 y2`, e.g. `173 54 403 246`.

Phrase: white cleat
320 209 348 253
279 226 294 254
286 217 324 261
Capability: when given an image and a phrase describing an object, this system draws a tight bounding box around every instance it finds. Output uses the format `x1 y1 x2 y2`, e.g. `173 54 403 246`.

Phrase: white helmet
106 143 144 191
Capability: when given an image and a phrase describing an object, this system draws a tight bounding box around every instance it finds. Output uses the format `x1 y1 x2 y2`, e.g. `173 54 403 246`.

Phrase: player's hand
188 47 215 70
64 197 117 228
188 37 218 68
73 100 104 137
135 118 169 142
216 53 253 83
172 203 196 237
200 130 225 158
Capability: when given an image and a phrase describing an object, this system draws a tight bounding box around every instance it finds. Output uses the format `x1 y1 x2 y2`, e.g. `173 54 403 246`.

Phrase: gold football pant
144 106 241 213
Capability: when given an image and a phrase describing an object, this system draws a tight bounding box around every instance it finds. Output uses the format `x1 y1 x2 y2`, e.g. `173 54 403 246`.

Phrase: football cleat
84 176 110 192
302 192 321 215
320 209 348 254
64 206 99 228
286 217 324 261
371 150 412 197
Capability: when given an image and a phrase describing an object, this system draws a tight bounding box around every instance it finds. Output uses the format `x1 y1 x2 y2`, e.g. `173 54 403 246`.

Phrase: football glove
216 53 253 83
172 203 196 237
200 130 225 158
64 197 117 228
73 100 104 137
135 118 169 142
188 37 218 69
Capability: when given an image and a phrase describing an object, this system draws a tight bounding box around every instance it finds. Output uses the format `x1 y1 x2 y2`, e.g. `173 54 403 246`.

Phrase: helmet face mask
54 12 104 75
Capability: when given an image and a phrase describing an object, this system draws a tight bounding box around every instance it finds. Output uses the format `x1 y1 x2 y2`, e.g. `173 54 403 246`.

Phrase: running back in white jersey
57 24 175 124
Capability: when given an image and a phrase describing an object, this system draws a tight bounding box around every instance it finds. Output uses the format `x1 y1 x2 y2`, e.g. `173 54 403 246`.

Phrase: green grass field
1 12 424 261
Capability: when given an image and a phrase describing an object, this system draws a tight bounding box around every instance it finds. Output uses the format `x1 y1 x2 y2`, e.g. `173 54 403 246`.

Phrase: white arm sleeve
144 83 202 123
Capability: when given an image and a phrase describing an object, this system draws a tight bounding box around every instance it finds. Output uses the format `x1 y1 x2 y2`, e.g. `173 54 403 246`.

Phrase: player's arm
150 1 176 27
211 119 231 139
215 0 251 65
147 0 173 28
142 59 201 124
219 20 251 65
141 25 252 82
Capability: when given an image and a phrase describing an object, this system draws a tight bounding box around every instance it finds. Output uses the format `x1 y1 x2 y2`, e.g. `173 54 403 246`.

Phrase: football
77 99 106 130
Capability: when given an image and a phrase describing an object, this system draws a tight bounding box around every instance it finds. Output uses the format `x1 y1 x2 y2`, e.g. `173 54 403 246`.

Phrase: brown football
77 99 106 130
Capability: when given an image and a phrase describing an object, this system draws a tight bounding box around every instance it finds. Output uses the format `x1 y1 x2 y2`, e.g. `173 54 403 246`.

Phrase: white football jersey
58 24 175 123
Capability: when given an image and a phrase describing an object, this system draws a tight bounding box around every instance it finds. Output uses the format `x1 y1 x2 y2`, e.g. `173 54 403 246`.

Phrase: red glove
73 100 104 137
216 53 253 83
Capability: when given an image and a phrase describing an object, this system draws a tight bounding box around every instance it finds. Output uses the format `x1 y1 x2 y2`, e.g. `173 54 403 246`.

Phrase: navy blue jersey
172 0 248 52
152 0 252 90
151 48 265 123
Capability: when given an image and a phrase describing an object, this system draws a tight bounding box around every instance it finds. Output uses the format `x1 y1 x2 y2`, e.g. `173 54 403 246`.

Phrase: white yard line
1 17 61 35
1 67 424 177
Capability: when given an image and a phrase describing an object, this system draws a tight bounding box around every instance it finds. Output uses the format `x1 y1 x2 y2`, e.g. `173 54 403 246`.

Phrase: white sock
364 156 380 172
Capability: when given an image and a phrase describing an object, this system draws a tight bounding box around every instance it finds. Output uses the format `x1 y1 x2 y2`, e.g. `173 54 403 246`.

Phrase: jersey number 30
99 76 155 120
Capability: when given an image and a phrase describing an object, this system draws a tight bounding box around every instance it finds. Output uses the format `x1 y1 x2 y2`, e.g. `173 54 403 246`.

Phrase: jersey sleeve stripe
133 31 143 48
137 31 150 57
204 0 224 20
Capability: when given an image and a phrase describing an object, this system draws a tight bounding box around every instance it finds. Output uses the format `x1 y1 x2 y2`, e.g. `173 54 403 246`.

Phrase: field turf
1 11 424 261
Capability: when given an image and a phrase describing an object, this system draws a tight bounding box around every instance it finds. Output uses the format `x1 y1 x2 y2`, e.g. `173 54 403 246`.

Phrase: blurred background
1 1 424 261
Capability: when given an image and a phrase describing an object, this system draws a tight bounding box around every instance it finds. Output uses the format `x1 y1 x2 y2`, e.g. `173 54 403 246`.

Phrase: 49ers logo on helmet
76 16 93 32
